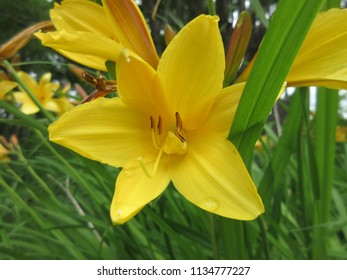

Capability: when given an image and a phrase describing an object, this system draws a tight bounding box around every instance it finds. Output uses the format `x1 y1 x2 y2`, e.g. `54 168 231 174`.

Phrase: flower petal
0 81 17 98
157 15 225 130
35 30 122 71
102 0 159 68
168 136 264 220
18 71 38 94
49 97 157 168
200 83 245 137
116 51 167 115
287 9 347 89
39 73 58 101
110 164 170 224
51 0 114 38
13 92 39 115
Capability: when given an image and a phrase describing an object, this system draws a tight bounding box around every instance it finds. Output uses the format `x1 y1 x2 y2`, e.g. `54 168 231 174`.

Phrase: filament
137 145 164 179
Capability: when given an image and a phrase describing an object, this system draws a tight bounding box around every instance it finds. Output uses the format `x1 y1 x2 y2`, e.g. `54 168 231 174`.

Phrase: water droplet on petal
198 198 220 212
124 170 134 177
111 203 140 224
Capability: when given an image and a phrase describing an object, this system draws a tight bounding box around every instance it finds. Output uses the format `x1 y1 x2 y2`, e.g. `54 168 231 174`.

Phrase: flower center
151 112 188 155
137 112 188 178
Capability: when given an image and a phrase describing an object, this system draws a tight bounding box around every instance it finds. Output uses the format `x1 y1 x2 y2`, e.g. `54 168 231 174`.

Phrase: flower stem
2 60 55 122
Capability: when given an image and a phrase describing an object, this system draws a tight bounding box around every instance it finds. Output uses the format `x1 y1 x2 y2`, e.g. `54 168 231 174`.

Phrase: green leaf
229 0 325 159
249 0 269 28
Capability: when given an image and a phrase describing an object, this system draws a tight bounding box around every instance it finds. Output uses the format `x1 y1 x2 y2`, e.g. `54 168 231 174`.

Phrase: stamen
175 112 186 143
137 146 164 179
150 116 156 132
150 115 163 150
157 115 162 135
175 112 183 132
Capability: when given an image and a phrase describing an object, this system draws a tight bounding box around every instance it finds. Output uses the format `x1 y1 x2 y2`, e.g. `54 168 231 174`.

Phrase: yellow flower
336 125 347 142
35 0 159 70
0 80 18 99
0 144 10 161
13 72 71 115
237 9 347 89
49 15 264 224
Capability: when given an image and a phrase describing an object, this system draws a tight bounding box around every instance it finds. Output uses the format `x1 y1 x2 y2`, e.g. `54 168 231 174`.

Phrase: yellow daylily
0 80 18 99
237 9 347 89
336 125 347 142
13 72 72 115
35 0 159 70
0 144 10 161
49 15 264 224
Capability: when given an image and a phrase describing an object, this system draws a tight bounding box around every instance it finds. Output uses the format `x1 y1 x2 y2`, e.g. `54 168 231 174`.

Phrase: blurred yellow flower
0 144 10 161
35 0 159 70
49 15 264 224
237 9 347 89
336 125 347 142
13 72 72 115
0 80 17 99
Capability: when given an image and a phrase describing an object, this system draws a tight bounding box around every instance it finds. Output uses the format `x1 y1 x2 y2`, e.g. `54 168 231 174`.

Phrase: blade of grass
310 0 341 261
229 0 325 160
258 91 303 209
249 0 269 28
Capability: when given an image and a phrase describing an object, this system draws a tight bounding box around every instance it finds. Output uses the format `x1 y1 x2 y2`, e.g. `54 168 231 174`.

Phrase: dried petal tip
0 21 54 59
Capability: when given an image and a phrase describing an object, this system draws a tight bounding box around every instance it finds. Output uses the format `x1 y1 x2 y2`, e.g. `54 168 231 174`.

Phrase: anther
175 112 186 143
175 112 183 132
157 115 162 135
150 116 155 132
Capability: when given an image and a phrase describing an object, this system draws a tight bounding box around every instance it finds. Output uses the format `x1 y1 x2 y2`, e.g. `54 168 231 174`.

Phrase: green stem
0 101 47 134
312 88 338 259
207 0 216 15
2 60 55 123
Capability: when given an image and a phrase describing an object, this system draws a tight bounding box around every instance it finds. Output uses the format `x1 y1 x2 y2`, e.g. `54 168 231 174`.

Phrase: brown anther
81 71 117 103
175 112 183 132
157 115 162 135
150 116 155 131
175 112 186 143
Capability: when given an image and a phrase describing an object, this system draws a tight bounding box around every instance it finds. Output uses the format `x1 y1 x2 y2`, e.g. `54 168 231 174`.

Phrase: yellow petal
200 83 245 137
17 71 38 94
287 9 347 89
49 97 157 169
168 136 264 220
0 81 17 98
110 164 170 224
51 0 114 38
116 51 167 115
39 72 58 101
102 0 159 68
44 100 65 113
157 15 225 130
13 92 39 115
53 98 73 115
35 30 123 71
